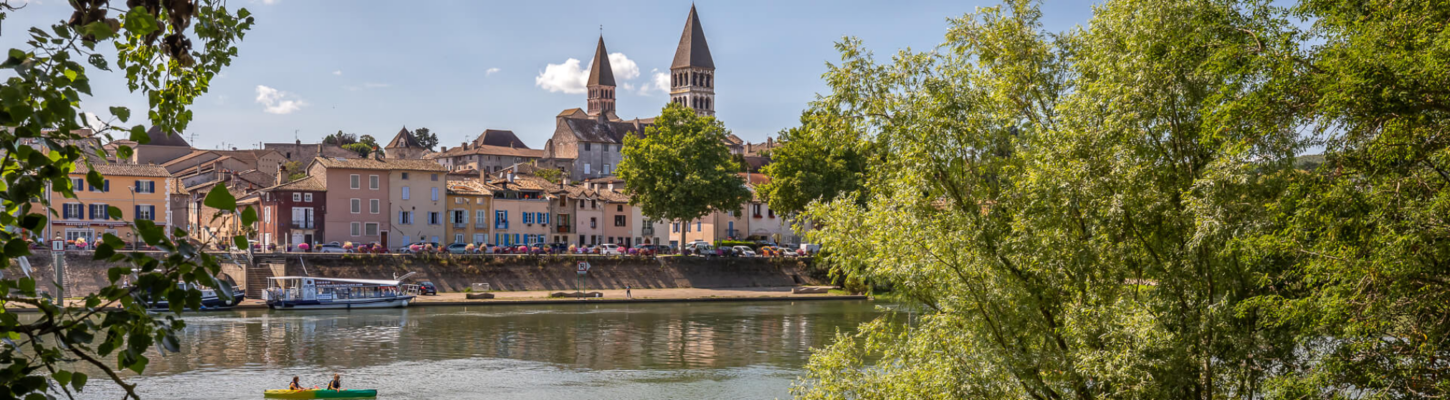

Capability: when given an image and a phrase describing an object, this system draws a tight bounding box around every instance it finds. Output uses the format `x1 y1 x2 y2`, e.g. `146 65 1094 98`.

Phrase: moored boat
263 389 377 399
264 277 416 310
135 283 246 311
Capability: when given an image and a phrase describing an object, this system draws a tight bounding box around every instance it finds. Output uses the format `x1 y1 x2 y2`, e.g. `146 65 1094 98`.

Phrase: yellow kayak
263 389 377 399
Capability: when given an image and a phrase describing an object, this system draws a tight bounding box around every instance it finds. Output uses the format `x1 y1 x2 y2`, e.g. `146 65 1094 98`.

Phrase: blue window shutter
103 180 109 192
135 205 141 220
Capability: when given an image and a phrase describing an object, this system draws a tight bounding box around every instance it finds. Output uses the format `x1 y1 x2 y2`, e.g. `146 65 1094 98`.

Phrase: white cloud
363 82 389 88
254 85 306 114
535 53 642 94
638 69 672 95
607 53 640 80
332 70 342 76
260 0 279 4
485 68 501 76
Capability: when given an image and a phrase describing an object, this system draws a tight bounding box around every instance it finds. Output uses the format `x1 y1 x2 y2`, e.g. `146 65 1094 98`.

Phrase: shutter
135 205 141 221
103 180 109 192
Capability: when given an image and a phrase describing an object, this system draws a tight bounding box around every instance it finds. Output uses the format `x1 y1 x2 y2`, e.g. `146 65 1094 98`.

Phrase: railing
292 220 314 229
475 222 487 229
556 225 571 233
454 222 466 229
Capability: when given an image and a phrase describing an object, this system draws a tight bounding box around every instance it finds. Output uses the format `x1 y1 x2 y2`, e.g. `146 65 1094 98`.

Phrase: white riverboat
264 277 417 310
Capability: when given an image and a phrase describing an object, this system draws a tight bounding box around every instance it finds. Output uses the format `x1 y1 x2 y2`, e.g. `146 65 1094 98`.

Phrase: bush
714 240 756 249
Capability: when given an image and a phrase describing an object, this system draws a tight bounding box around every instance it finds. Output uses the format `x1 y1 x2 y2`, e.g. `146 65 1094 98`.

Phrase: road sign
577 261 591 275
52 240 64 251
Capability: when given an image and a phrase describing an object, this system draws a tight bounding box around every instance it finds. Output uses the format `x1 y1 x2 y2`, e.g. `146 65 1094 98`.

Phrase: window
617 205 623 212
431 187 439 201
584 163 591 174
305 193 313 202
584 143 591 151
403 235 411 245
401 172 410 180
399 211 412 225
89 179 110 192
431 174 439 181
753 204 762 217
88 204 109 220
351 198 361 213
370 199 380 214
428 212 441 225
542 212 549 224
590 217 597 229
71 178 84 191
672 222 679 233
523 212 533 224
604 164 611 174
495 210 508 229
454 233 464 244
474 233 485 244
348 222 360 236
350 174 360 189
293 193 302 202
402 186 411 200
768 208 775 218
365 223 379 236
591 200 597 209
614 215 626 227
134 206 155 221
265 207 271 223
476 210 487 225
370 175 380 189
452 210 465 223
63 203 83 220
134 180 156 193
697 221 702 231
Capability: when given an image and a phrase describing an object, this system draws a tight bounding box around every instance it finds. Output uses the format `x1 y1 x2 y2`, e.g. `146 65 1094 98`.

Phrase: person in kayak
288 376 302 390
326 373 341 390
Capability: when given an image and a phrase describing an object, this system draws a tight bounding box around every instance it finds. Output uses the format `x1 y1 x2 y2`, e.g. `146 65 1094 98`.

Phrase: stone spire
669 5 716 116
586 35 616 117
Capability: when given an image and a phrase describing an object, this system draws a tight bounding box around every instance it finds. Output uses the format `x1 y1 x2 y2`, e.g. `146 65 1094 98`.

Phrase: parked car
684 241 714 256
731 246 757 257
800 243 821 255
317 243 348 253
597 243 623 255
417 281 438 296
445 243 471 254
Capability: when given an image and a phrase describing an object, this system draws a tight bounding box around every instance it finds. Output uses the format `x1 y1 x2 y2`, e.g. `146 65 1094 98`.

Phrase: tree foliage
411 127 438 150
0 1 253 399
758 109 872 215
341 142 372 158
321 130 355 146
791 0 1449 398
618 103 752 246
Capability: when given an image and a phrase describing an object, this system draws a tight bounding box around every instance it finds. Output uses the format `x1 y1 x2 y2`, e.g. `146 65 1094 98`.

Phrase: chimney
277 165 287 185
296 139 301 145
767 137 774 146
441 146 448 152
462 142 468 150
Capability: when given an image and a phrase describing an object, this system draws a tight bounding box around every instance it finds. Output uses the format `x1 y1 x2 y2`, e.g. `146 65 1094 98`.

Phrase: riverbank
5 286 869 312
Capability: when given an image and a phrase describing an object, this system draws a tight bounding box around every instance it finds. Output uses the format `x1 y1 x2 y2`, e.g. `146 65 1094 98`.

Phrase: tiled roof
671 5 715 69
725 134 745 146
385 127 423 149
160 150 219 167
586 36 616 87
557 108 586 118
73 163 171 177
446 181 493 196
311 156 448 172
143 126 191 147
259 175 324 192
210 149 281 164
739 172 771 185
426 144 544 159
473 129 529 149
559 116 648 144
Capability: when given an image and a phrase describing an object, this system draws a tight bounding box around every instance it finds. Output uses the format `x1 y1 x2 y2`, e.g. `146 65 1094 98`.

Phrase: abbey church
542 5 730 181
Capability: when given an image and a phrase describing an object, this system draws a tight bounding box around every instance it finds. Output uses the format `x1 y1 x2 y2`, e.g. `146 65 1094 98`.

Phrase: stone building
384 127 430 160
668 5 717 116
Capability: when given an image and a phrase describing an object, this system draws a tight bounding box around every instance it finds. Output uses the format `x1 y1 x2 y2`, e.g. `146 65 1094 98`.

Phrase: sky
1 0 1099 150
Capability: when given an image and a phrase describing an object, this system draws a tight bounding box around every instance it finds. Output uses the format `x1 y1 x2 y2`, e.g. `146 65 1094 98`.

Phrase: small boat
263 389 377 399
135 283 246 311
264 277 417 310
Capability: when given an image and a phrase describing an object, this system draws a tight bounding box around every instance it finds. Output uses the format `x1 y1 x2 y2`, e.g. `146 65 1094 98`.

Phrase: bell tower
586 35 617 118
669 5 715 117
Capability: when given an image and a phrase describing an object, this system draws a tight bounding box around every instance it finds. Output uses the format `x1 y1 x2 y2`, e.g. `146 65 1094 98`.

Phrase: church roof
144 125 192 147
385 127 423 149
671 5 715 69
558 116 648 144
586 36 616 87
473 129 529 149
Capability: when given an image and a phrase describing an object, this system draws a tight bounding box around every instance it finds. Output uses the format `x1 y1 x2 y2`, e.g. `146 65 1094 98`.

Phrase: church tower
586 35 617 118
669 5 715 117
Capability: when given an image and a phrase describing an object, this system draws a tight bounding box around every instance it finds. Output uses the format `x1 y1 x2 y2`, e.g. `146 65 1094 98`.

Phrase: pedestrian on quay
626 285 632 299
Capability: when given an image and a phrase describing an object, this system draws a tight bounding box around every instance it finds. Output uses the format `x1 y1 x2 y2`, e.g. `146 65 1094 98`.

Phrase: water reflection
62 301 884 399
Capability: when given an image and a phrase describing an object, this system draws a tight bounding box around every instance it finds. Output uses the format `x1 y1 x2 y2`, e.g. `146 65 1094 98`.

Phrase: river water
70 300 885 399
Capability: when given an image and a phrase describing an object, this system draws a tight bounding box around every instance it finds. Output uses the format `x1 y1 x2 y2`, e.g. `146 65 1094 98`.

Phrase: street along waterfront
66 300 887 399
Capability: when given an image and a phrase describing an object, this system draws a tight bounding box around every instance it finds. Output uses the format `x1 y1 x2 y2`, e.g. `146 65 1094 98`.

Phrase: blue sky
3 0 1098 150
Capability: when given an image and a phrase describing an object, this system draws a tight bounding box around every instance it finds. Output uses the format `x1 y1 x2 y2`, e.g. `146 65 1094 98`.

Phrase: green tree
358 134 379 149
411 127 438 150
618 103 752 250
757 109 871 215
342 142 372 158
281 160 306 182
793 0 1310 398
321 130 355 146
0 1 254 399
533 168 564 184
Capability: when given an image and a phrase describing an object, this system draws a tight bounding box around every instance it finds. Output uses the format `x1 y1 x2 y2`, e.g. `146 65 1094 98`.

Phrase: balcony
454 222 466 229
475 222 487 229
556 225 571 233
641 227 655 236
292 220 315 229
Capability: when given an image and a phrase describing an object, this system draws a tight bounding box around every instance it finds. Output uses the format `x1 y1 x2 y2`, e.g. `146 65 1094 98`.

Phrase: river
69 300 885 399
